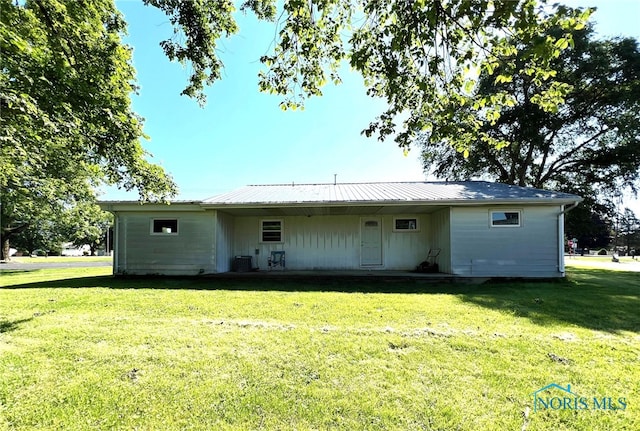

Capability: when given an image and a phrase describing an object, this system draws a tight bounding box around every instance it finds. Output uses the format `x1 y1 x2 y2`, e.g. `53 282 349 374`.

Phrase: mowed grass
0 268 638 430
8 256 113 264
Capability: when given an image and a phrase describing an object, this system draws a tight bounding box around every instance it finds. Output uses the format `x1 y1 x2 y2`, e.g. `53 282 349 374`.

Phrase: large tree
616 208 640 252
0 0 176 260
141 0 591 148
421 26 640 199
61 202 113 256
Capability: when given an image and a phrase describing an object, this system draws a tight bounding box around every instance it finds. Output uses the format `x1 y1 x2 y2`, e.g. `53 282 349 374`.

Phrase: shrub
597 249 608 256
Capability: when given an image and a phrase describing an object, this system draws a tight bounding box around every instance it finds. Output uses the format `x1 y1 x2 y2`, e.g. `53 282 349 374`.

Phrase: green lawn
1 268 638 430
8 256 113 264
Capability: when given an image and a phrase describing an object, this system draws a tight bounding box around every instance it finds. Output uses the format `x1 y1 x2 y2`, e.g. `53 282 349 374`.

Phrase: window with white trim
490 210 521 227
152 219 178 234
393 217 419 232
261 220 283 242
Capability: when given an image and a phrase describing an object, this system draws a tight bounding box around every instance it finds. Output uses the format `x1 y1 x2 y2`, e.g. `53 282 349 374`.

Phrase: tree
10 217 66 256
61 203 113 256
142 0 591 149
0 0 176 260
421 26 640 199
617 208 640 252
564 194 612 250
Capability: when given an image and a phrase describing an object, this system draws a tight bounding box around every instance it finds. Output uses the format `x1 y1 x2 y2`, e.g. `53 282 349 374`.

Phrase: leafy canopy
142 0 592 150
0 0 176 259
421 26 640 196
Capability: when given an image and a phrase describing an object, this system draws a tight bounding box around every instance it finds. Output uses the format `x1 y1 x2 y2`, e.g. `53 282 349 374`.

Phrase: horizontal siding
116 211 216 275
450 206 562 277
232 215 431 271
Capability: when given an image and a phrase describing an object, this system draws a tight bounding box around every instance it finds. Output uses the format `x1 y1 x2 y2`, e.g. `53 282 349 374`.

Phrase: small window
490 211 521 227
152 219 178 234
364 221 379 227
261 220 283 242
394 217 419 232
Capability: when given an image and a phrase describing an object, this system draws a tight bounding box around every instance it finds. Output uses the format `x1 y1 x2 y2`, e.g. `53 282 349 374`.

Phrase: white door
361 218 382 266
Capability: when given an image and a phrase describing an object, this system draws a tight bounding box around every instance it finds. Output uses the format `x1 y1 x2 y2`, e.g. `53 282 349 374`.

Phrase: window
152 219 178 234
490 211 521 227
393 217 419 232
261 220 283 242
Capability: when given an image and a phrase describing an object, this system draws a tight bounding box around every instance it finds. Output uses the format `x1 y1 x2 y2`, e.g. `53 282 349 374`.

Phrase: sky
108 0 640 213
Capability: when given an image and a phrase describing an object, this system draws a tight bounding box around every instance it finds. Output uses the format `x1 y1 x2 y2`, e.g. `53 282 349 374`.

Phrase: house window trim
392 217 420 232
150 218 179 235
489 209 522 228
260 219 284 243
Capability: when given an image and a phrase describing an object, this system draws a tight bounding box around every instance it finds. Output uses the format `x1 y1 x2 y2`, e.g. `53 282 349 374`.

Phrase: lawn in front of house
564 254 640 271
7 256 113 264
0 268 638 430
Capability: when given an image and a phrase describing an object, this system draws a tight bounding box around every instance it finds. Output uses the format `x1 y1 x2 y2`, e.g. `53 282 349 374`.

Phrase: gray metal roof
202 181 582 206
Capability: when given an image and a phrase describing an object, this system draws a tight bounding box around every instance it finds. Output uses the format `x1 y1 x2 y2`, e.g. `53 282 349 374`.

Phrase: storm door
361 218 382 266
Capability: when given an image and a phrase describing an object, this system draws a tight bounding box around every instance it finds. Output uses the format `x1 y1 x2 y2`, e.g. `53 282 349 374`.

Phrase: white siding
450 206 562 277
215 211 235 273
429 208 452 274
384 215 431 270
115 211 216 275
232 214 430 270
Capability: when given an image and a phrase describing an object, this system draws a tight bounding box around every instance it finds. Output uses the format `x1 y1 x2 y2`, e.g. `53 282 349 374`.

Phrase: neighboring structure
61 243 91 257
100 181 582 277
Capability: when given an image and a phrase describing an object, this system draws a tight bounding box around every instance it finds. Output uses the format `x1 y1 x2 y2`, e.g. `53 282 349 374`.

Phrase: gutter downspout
558 201 581 275
113 213 119 275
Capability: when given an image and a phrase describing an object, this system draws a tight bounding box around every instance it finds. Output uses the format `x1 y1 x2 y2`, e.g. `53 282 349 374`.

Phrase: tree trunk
1 235 10 261
0 223 29 261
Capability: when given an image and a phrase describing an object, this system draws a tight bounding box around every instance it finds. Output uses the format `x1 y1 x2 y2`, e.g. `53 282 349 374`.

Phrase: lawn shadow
0 269 33 275
2 269 638 333
0 317 34 333
0 274 475 294
458 268 640 333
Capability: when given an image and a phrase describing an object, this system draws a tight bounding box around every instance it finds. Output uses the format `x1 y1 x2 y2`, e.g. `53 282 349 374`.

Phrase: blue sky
108 0 640 213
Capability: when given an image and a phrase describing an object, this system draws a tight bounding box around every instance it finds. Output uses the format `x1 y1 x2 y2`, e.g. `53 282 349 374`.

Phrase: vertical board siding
215 211 235 272
384 215 431 269
232 215 431 270
450 206 561 277
116 211 216 275
429 208 452 274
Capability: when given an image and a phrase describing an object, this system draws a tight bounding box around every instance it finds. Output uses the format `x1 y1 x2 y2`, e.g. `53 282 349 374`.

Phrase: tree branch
33 0 77 67
539 126 611 185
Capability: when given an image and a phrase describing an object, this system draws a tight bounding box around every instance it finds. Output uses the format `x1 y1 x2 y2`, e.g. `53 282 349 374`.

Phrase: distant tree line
9 203 112 257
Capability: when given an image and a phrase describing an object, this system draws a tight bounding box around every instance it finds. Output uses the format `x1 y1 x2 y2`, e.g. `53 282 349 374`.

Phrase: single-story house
99 181 582 277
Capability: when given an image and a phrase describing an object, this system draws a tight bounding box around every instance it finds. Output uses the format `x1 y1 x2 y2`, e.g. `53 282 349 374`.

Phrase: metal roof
202 181 582 206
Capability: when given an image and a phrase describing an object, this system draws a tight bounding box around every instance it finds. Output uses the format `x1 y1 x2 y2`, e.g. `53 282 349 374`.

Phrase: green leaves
26 0 587 157
248 1 592 150
419 24 640 220
1 0 177 258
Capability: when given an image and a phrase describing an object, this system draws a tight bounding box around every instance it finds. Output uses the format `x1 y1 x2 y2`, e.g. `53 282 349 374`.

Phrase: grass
564 254 640 270
1 268 638 430
7 256 112 264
